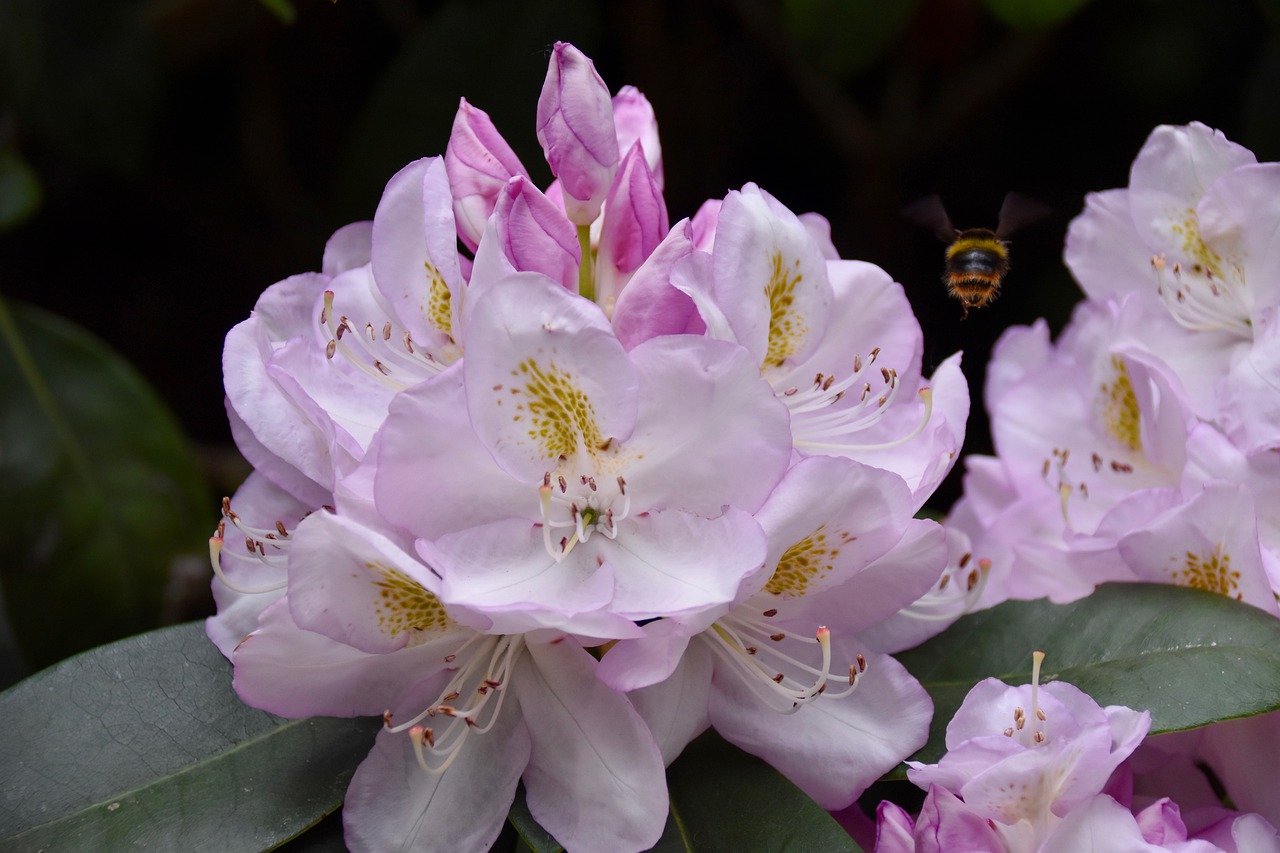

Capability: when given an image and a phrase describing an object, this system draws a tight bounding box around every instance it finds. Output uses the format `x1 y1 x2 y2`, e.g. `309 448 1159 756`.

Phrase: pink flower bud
596 142 669 310
445 98 529 251
536 42 619 226
611 86 663 189
481 175 581 292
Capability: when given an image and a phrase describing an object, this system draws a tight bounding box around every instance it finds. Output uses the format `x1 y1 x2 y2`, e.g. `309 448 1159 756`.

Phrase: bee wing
902 194 957 241
996 192 1052 238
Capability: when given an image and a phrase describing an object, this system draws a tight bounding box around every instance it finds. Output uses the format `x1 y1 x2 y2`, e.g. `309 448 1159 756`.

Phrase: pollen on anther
383 710 393 727
762 608 778 617
856 654 867 672
770 632 786 642
773 673 785 683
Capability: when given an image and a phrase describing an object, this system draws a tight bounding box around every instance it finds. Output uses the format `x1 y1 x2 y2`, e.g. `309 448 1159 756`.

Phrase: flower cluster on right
887 123 1280 851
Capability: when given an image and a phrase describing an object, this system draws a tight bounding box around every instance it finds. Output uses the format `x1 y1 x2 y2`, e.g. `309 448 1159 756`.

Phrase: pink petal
343 704 530 852
517 636 668 852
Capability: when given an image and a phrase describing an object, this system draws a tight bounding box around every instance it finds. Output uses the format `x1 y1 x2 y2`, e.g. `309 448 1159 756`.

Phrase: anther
383 710 393 727
762 608 778 617
770 633 786 642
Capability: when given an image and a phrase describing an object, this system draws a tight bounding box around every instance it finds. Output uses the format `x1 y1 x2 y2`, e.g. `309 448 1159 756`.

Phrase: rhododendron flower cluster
876 654 1280 852
208 42 968 852
945 122 1280 837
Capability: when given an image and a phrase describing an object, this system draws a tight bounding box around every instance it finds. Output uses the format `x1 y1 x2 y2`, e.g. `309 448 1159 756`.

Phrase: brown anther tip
443 653 456 663
772 673 785 683
762 608 778 618
856 654 867 672
746 646 757 655
423 727 436 747
958 552 972 569
967 570 980 591
769 632 786 642
938 574 951 590
382 322 392 341
465 716 478 728
275 521 288 537
325 339 337 359
848 664 857 685
1004 728 1014 737
1036 708 1047 721
382 710 393 727
1034 731 1045 744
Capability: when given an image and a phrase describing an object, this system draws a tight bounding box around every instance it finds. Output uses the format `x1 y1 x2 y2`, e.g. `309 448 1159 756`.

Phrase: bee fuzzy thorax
943 227 1010 316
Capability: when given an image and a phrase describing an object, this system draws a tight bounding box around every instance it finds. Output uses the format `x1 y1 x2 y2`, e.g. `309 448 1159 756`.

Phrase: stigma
538 472 632 560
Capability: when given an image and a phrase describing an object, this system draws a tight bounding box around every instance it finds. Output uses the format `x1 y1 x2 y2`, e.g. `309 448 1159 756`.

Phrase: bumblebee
906 193 1047 318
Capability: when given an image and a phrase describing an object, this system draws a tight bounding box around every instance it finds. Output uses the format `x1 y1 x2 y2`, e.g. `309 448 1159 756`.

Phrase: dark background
3 0 1278 511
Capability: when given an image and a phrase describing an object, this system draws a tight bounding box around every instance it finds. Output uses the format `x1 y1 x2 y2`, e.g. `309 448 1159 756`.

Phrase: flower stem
577 224 595 303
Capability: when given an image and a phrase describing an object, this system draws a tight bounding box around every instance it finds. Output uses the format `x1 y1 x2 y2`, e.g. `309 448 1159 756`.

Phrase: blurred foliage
981 0 1091 30
781 0 920 79
0 301 210 676
0 0 162 174
0 145 40 229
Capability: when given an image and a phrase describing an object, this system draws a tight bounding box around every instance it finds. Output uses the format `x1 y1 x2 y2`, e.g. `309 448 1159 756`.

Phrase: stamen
207 536 286 594
390 635 523 775
794 388 933 453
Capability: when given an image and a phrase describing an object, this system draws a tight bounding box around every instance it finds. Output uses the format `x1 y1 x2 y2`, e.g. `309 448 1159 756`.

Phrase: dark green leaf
896 583 1280 767
508 785 563 853
0 621 380 851
0 301 211 670
664 732 862 852
0 146 42 229
981 0 1092 30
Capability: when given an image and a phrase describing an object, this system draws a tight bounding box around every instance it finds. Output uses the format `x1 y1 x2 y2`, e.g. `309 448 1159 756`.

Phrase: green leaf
506 732 861 851
664 732 862 851
896 583 1280 766
508 785 564 853
0 301 211 670
0 621 380 851
981 0 1092 30
0 146 42 230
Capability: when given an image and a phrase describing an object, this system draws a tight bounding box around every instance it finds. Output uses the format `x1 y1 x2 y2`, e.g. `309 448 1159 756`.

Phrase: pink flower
897 654 1149 850
367 272 791 636
1065 122 1280 453
672 183 969 507
536 42 620 226
601 455 945 808
229 510 669 853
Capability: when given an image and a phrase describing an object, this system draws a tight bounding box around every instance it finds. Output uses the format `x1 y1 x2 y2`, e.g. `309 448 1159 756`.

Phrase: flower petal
517 636 668 853
463 273 638 481
285 511 454 654
611 218 706 349
232 597 458 718
343 701 531 853
370 157 465 347
710 645 932 808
